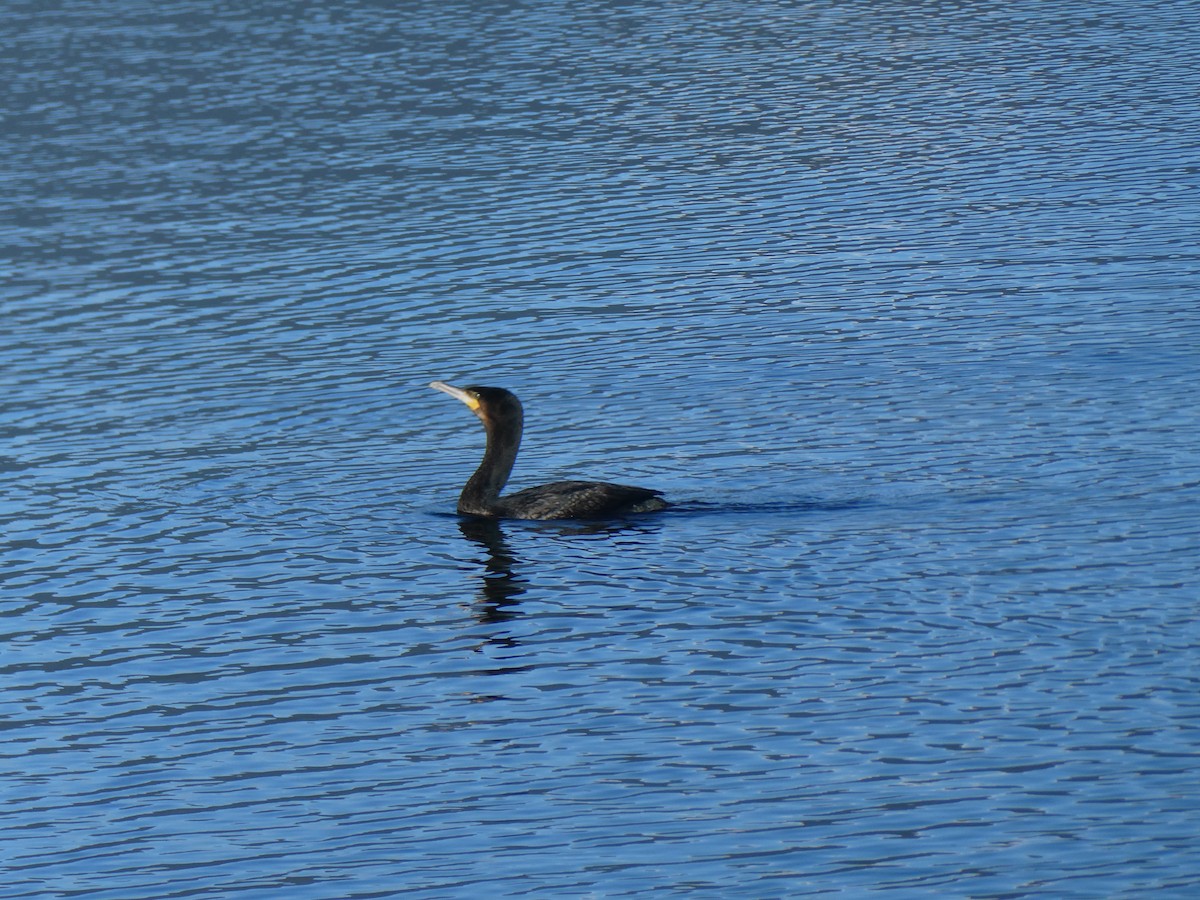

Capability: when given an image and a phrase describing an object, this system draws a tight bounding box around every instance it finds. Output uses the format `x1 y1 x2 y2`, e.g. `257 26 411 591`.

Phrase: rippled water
4 1 1200 897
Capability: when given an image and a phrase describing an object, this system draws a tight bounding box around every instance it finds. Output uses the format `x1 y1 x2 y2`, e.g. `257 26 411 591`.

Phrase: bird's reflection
457 516 526 624
456 515 667 626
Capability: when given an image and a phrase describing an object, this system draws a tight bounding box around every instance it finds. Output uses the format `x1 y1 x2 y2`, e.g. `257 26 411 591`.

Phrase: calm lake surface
3 1 1199 897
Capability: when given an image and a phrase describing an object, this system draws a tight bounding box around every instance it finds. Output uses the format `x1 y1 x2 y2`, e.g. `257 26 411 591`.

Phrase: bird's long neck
458 413 522 515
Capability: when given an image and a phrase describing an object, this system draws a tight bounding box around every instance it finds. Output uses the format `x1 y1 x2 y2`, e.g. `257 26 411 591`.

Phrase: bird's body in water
429 381 669 520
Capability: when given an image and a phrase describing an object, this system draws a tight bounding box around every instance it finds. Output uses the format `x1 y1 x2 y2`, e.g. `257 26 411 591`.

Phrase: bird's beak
430 380 480 411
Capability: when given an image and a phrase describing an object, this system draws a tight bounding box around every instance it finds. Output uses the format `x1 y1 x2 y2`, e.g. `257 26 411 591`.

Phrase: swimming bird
429 381 669 520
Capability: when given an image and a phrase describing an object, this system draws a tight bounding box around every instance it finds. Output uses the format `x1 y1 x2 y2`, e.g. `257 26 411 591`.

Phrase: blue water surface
3 1 1199 897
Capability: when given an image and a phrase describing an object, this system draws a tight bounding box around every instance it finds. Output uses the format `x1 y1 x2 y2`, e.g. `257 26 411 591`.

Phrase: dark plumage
429 381 669 520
